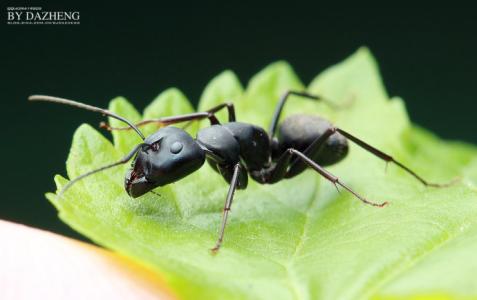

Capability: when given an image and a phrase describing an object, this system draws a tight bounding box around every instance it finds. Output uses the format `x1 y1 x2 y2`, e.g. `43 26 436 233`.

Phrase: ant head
28 95 206 199
126 127 205 198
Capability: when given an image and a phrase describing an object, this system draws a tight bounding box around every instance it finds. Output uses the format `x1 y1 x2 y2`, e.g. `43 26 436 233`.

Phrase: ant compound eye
170 141 183 154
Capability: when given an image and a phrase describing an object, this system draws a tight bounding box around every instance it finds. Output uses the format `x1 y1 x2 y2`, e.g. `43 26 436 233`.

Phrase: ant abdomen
277 114 349 170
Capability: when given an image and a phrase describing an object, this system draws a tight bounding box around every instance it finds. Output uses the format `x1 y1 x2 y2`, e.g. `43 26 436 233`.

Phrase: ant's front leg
205 102 236 122
181 102 236 130
100 111 221 131
100 102 237 131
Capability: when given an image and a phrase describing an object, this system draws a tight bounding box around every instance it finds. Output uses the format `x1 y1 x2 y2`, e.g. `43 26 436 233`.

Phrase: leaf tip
356 46 372 56
215 69 239 81
198 69 244 110
148 87 190 111
247 60 303 95
47 175 68 206
71 123 99 143
265 60 295 74
108 96 141 120
71 123 106 143
206 69 243 92
159 87 187 99
109 96 130 108
351 46 380 72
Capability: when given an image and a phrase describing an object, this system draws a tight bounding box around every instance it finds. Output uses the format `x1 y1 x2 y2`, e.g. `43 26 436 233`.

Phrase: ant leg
269 90 340 138
335 128 457 187
211 163 242 253
265 128 337 183
283 126 454 187
289 149 388 207
205 102 236 122
181 102 236 130
277 148 388 207
100 111 221 131
101 101 237 132
286 128 338 178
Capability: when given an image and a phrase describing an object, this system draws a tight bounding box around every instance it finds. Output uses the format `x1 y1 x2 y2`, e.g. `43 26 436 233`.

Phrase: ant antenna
28 95 145 140
57 143 147 198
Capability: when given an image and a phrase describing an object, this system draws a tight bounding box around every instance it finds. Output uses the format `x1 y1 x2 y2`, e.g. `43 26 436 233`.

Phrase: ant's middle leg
267 146 388 207
285 127 340 178
211 163 242 253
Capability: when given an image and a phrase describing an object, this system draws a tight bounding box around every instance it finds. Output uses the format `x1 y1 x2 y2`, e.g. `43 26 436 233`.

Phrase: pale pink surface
0 220 175 300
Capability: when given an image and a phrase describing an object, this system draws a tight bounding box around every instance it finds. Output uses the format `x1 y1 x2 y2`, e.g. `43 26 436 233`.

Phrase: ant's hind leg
335 128 458 187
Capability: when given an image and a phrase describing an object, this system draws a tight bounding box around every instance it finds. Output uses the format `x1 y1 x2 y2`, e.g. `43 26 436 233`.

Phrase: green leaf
241 61 304 128
143 88 195 136
198 70 243 112
47 48 477 300
108 97 143 153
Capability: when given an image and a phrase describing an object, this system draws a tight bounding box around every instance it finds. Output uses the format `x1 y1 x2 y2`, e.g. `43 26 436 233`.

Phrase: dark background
1 4 476 240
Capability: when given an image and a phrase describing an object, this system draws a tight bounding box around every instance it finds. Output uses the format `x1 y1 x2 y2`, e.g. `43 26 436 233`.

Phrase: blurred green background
1 4 476 240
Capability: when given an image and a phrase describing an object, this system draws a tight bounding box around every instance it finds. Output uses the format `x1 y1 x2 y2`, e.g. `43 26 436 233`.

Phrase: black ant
29 92 452 252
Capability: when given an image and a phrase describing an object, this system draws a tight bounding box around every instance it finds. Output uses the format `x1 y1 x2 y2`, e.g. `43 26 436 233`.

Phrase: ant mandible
29 91 451 252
